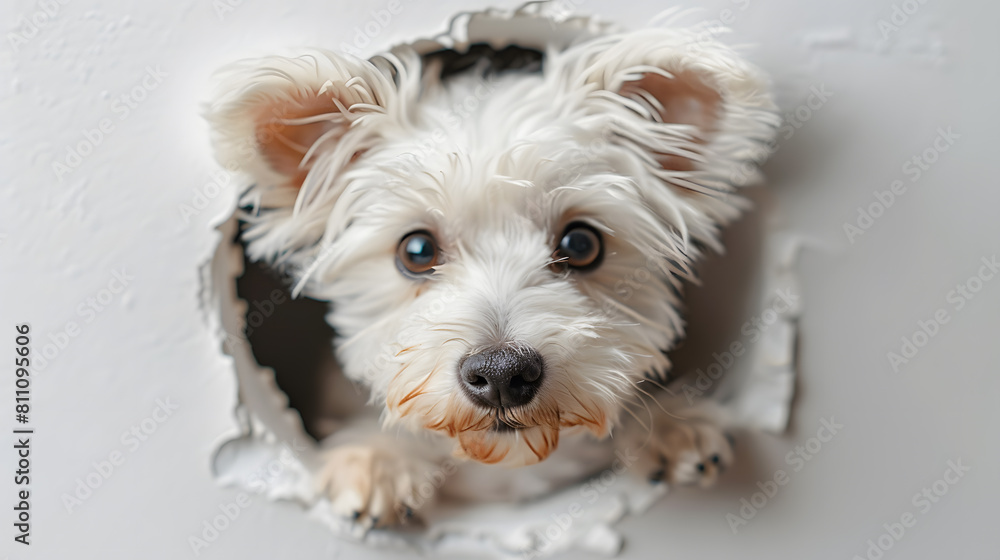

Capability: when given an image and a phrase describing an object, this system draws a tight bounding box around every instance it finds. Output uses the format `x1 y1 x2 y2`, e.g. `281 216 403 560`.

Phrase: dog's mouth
487 407 533 433
490 420 527 433
389 373 609 466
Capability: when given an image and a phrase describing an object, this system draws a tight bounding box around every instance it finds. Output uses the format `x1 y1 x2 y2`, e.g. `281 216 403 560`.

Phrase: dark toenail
351 511 361 521
696 463 706 473
725 433 735 447
649 468 666 483
711 454 720 464
371 516 380 526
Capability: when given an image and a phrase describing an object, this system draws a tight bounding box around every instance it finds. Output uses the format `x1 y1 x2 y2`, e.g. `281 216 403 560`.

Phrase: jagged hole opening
203 9 794 556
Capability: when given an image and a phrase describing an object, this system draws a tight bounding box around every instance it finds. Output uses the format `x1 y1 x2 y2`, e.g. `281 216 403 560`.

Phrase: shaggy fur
207 21 777 526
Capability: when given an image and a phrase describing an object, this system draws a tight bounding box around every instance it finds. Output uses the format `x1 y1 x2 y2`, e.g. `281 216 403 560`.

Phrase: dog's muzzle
458 345 544 410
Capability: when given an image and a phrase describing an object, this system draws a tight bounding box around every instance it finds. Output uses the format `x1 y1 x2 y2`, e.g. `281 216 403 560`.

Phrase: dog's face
207 29 776 466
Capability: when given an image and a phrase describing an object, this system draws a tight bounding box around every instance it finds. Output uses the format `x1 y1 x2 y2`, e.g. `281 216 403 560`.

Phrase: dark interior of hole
422 43 543 80
666 188 769 392
234 237 341 441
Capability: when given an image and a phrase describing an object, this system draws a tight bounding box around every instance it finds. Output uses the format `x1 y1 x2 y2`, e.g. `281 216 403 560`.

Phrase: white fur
206 21 777 525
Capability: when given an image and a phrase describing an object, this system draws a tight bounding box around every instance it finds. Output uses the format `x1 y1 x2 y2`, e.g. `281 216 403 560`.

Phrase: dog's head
207 29 776 466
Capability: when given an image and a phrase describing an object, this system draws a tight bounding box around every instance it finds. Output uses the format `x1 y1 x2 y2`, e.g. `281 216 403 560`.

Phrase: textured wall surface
1 0 997 558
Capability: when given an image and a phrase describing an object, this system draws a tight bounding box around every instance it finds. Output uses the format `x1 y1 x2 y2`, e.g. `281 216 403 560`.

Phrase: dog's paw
315 444 428 528
644 418 734 488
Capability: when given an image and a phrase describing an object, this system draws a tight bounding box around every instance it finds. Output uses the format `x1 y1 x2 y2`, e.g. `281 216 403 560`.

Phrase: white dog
206 16 777 527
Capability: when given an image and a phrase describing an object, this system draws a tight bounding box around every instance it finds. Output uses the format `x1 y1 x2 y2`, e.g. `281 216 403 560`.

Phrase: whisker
632 383 685 422
543 255 569 268
619 398 652 446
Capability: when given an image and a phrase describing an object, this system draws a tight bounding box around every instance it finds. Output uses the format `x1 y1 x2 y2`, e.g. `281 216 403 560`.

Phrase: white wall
2 0 998 558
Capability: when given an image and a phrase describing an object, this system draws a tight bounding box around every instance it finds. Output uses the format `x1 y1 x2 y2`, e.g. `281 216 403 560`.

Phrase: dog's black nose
458 346 544 409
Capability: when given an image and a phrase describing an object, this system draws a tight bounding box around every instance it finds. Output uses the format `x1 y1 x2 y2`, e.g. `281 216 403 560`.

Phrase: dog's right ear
207 50 396 189
205 50 398 262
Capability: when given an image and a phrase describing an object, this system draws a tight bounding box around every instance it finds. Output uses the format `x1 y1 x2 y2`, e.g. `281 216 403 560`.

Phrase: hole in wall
203 4 800 557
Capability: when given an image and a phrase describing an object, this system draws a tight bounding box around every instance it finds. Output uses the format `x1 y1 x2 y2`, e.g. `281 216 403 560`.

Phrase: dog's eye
553 223 603 272
397 231 439 276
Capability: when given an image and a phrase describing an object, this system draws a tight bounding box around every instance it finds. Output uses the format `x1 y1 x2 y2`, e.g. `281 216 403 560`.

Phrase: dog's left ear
564 29 778 188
